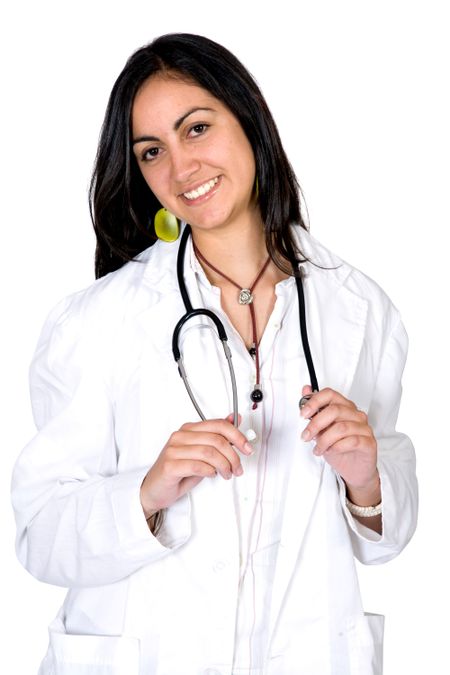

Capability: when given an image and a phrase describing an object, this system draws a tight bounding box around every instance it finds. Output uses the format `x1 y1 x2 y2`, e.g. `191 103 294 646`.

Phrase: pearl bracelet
345 497 382 518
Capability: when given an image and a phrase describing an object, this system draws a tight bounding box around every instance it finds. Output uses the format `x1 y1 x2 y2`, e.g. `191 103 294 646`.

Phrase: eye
141 147 161 162
188 123 209 137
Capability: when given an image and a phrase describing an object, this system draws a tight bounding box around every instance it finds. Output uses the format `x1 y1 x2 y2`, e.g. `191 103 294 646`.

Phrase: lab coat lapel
293 228 370 397
304 270 369 397
268 235 369 642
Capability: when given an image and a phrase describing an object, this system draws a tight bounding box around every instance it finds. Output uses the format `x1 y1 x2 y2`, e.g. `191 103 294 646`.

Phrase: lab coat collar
139 222 352 292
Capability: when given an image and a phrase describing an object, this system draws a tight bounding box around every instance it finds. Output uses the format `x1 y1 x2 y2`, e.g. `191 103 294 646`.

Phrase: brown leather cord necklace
193 241 271 409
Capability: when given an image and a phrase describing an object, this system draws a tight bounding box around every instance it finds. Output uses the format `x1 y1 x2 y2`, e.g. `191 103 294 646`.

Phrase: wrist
140 483 159 520
345 472 381 508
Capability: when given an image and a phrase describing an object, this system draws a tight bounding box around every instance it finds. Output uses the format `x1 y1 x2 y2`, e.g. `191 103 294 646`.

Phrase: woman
12 33 417 675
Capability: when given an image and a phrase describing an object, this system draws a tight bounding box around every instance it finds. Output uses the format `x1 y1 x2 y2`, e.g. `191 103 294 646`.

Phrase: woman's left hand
300 385 379 496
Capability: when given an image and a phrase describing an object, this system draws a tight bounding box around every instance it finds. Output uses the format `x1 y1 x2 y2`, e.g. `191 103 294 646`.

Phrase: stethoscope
172 224 319 426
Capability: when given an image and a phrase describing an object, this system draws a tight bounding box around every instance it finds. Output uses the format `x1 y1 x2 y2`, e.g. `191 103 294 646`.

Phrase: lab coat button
213 560 227 572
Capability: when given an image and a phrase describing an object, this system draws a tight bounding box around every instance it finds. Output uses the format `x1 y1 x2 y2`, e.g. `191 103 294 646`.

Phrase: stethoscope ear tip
244 428 258 442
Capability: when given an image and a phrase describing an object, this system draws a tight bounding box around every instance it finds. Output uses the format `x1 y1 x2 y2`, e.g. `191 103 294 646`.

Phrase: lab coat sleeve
338 313 418 564
11 293 191 588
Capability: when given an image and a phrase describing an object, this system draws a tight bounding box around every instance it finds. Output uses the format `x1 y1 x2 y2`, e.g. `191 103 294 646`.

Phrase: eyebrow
132 106 214 145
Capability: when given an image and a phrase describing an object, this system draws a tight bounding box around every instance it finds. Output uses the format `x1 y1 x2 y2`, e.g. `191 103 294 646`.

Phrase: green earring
154 208 180 242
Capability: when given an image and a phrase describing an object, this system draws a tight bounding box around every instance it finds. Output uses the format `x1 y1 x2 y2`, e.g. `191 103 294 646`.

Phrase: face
131 74 258 233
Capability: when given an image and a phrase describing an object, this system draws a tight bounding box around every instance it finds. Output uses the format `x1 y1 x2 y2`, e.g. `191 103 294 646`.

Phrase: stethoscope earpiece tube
173 314 239 427
222 341 239 428
173 226 239 425
176 356 207 421
172 308 229 361
293 270 319 393
177 224 194 313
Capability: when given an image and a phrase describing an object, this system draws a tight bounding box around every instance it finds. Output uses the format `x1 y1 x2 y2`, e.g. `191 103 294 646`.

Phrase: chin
186 212 232 232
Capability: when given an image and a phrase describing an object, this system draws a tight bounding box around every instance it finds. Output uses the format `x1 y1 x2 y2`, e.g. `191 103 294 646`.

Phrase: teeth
184 177 219 200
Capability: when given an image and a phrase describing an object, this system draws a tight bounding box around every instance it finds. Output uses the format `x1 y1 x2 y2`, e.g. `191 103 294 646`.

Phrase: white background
1 1 448 672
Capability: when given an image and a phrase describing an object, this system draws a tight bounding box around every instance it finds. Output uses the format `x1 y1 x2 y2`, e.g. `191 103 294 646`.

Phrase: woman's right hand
140 416 253 518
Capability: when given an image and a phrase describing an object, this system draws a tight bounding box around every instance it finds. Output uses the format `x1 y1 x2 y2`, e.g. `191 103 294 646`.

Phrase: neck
190 217 269 284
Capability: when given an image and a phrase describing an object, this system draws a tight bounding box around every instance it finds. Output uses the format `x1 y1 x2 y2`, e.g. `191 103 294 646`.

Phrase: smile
183 177 219 200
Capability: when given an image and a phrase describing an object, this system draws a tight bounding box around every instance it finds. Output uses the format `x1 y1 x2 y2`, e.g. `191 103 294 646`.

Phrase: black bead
250 388 263 403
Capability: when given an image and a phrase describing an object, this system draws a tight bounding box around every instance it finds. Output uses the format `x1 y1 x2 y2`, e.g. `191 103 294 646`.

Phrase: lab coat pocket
348 612 384 675
46 616 140 675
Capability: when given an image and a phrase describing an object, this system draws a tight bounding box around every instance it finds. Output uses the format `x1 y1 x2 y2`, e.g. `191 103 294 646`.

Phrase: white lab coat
12 226 417 675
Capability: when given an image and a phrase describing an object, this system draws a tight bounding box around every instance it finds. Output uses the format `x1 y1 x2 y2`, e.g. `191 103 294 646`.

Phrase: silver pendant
238 288 253 305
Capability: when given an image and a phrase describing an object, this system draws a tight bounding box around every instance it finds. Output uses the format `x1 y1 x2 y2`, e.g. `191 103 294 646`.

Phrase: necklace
193 242 271 409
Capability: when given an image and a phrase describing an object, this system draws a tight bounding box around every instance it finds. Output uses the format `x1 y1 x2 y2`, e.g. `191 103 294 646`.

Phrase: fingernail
301 428 311 441
301 406 312 418
244 442 254 455
235 465 243 476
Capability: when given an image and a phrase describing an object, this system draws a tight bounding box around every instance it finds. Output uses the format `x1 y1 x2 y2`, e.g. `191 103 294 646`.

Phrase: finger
181 419 253 455
225 412 257 447
302 404 366 442
168 442 242 479
225 412 242 426
312 421 374 454
162 458 218 482
300 387 356 419
170 430 244 467
302 384 313 397
320 434 377 458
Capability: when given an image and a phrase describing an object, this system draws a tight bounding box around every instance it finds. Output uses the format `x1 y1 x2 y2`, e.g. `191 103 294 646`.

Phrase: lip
178 175 222 206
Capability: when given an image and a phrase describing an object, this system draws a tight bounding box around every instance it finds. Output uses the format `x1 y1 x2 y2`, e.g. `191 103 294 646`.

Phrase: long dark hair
90 33 307 279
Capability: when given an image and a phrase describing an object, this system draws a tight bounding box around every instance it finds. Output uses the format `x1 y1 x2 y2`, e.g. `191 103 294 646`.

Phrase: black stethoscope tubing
293 269 319 393
172 224 318 422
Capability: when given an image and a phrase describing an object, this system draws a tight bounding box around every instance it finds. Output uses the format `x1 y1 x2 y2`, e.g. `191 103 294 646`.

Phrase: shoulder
293 225 402 333
45 240 176 330
33 240 179 368
294 226 397 306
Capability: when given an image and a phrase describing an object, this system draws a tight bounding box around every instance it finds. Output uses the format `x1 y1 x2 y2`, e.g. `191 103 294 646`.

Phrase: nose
169 145 201 184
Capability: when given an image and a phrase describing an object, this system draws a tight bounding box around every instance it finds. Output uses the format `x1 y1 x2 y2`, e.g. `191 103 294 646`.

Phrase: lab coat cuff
336 473 383 543
110 468 190 554
156 493 191 549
